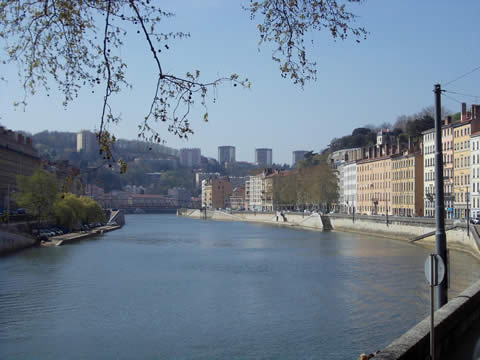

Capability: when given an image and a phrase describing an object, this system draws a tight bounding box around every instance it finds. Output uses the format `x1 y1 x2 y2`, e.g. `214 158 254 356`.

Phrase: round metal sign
424 254 445 286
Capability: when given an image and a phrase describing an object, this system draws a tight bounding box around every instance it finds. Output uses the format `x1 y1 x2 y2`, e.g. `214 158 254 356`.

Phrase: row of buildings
336 103 480 219
200 169 283 211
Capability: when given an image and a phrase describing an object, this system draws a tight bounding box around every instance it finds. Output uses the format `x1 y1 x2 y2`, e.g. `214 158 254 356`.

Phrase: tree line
267 154 338 211
14 170 105 230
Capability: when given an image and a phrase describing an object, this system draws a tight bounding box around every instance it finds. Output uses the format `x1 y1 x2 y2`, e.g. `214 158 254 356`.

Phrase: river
1 214 480 360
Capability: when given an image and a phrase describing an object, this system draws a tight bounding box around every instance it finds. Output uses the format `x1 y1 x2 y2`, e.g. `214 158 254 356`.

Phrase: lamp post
467 191 470 237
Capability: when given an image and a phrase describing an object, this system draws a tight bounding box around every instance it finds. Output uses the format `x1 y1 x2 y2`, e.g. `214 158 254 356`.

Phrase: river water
1 214 480 360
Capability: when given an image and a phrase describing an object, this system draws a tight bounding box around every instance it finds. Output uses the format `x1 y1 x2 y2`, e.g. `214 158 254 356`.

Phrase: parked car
470 218 480 224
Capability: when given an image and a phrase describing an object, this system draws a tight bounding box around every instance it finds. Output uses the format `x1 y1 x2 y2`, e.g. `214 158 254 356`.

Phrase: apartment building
218 146 236 165
343 162 357 214
452 105 479 219
422 117 455 218
229 186 245 210
76 130 97 153
356 156 392 215
201 178 232 209
179 148 201 167
292 150 308 167
245 174 264 211
255 148 273 167
471 132 480 218
391 152 424 217
0 127 40 206
337 161 346 212
443 119 455 218
423 128 435 217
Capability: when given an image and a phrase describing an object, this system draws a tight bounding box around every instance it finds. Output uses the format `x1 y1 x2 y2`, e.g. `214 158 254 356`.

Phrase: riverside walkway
41 224 121 247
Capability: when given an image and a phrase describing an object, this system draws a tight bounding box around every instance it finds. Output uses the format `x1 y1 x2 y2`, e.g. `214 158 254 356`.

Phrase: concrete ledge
0 229 37 255
374 279 480 359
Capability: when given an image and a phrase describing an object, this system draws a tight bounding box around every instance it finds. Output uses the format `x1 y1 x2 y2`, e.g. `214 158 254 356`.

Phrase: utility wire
444 90 480 100
443 65 480 87
441 92 463 104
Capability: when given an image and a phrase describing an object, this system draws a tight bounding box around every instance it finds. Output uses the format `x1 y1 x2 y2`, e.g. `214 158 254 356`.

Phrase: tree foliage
14 170 58 220
248 0 367 86
0 0 366 170
54 193 105 230
270 158 338 209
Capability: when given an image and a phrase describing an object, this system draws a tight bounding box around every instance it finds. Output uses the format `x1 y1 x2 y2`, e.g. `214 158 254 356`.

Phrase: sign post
425 254 445 360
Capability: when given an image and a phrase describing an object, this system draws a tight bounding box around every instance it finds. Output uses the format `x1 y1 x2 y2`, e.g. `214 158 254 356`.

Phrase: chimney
461 102 467 121
17 134 24 144
408 137 411 153
444 116 452 125
472 104 480 120
472 105 480 134
26 137 32 146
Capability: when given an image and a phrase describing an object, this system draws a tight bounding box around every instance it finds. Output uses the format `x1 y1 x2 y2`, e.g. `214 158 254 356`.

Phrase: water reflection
1 214 480 360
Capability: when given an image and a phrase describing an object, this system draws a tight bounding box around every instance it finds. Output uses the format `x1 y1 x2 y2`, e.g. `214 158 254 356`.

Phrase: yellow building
0 127 40 208
356 156 392 215
453 120 472 219
391 152 424 217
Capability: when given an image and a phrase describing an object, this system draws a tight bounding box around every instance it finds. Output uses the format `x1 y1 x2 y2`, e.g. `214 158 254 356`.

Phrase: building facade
201 178 232 209
443 119 455 218
0 128 40 208
179 148 201 167
471 132 480 218
391 152 424 217
76 130 97 153
343 162 357 214
356 156 392 215
255 148 272 167
229 186 245 210
292 150 308 167
245 174 264 211
453 120 472 219
218 146 236 165
423 128 435 217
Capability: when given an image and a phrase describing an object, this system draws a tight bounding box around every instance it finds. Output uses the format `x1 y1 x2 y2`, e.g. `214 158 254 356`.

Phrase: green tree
79 196 106 224
54 193 86 230
0 1 366 165
15 170 58 221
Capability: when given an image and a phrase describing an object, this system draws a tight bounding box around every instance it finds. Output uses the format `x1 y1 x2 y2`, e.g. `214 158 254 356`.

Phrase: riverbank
0 228 37 255
1 209 126 255
40 224 122 247
177 209 480 258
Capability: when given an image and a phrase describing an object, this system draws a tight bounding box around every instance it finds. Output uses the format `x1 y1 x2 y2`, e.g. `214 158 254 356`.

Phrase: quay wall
374 278 480 360
0 229 37 255
329 214 479 256
178 209 324 230
178 209 478 256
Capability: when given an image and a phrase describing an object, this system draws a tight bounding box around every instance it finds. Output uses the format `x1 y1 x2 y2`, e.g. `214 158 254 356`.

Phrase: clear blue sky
1 0 480 164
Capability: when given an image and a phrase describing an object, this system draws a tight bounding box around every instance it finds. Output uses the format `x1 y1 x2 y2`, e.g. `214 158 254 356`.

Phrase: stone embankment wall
178 209 479 257
374 278 480 360
329 214 479 257
0 228 37 255
178 209 324 230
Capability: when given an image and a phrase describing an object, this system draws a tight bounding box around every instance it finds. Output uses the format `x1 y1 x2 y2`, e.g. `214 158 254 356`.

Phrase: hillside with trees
327 106 452 153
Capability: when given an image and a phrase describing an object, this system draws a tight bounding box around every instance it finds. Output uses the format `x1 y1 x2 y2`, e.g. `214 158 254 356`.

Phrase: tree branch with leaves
0 0 365 172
